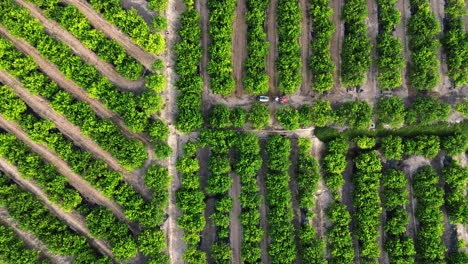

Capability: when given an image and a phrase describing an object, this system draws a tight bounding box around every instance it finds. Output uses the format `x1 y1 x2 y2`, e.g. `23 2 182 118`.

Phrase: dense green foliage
311 99 335 127
404 135 440 158
456 99 468 117
376 0 404 89
327 203 355 263
276 106 300 130
381 135 404 160
407 0 440 90
148 0 168 12
442 133 468 156
207 0 236 95
412 166 446 263
248 103 270 129
209 104 232 129
88 0 165 54
382 169 415 263
174 8 203 132
277 0 302 94
354 136 376 149
243 0 269 94
0 223 41 263
265 135 296 263
341 0 371 87
28 0 144 80
442 161 468 224
296 139 326 263
309 0 335 92
442 0 468 86
352 152 382 261
234 133 263 263
406 97 450 125
335 100 373 129
376 96 406 128
323 137 349 193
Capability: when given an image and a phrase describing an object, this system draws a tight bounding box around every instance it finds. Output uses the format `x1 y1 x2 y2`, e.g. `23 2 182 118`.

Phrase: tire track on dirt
232 0 247 97
394 0 411 99
330 0 344 90
16 0 145 92
266 0 278 96
0 115 137 233
0 159 115 260
362 0 378 103
258 139 270 264
0 27 154 156
61 0 157 69
299 0 311 95
0 209 67 264
0 71 152 200
229 171 242 264
196 0 212 112
429 0 450 95
288 137 302 264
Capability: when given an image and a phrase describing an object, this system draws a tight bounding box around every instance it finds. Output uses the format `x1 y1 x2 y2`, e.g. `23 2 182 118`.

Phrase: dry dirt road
232 0 247 97
258 140 270 264
229 172 242 264
299 0 311 96
266 0 278 96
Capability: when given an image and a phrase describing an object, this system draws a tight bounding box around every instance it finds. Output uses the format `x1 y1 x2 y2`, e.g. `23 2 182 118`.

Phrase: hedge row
322 137 349 194
265 135 296 263
442 161 468 225
87 0 165 54
0 221 41 263
244 0 270 95
276 0 302 94
207 0 236 96
309 0 335 92
28 0 144 80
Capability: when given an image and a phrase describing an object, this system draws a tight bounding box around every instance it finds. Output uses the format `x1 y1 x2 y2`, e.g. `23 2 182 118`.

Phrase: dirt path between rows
0 159 115 260
288 137 302 264
0 116 138 232
360 0 379 105
16 0 146 92
266 0 278 96
0 209 68 264
258 139 270 264
229 171 242 264
341 158 360 263
299 0 311 96
232 0 247 97
394 0 411 100
330 0 344 90
0 27 154 151
0 71 152 200
196 0 213 112
62 0 157 69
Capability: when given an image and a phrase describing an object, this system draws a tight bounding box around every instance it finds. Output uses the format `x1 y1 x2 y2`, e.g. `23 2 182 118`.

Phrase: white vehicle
257 95 270 102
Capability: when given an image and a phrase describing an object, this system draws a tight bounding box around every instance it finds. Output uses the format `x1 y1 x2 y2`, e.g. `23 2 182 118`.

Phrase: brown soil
16 0 146 91
0 209 68 264
232 0 247 97
330 0 344 90
229 172 242 264
258 139 270 264
196 0 213 113
360 0 379 104
0 71 152 200
287 137 302 264
0 159 115 260
62 0 157 70
299 0 311 96
394 0 411 100
266 0 278 96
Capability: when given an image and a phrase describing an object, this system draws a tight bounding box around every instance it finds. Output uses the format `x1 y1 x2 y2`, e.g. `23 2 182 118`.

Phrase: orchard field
0 0 467 263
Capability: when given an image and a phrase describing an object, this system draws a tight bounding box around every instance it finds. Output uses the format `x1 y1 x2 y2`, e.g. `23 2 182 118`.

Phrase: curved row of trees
276 0 302 94
28 0 145 80
207 0 236 96
87 0 165 54
309 0 335 92
243 0 270 95
0 223 41 263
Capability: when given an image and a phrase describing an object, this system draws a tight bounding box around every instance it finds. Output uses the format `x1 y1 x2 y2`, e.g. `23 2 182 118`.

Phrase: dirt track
16 0 146 91
394 0 411 100
0 159 115 260
266 0 278 96
0 71 152 200
232 0 247 97
229 171 242 264
287 138 302 263
299 0 311 95
62 0 157 69
258 140 270 264
330 0 343 90
0 209 67 264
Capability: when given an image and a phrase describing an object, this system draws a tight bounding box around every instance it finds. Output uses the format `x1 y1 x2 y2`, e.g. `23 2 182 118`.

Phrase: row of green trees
309 0 335 92
28 0 144 80
352 152 382 262
382 169 415 263
412 166 446 263
442 0 468 86
174 7 203 132
88 0 165 54
176 142 206 263
207 0 236 96
341 0 371 87
442 161 468 225
0 38 149 169
264 135 296 263
407 0 440 90
376 0 404 89
243 0 270 94
276 0 302 94
0 174 111 262
323 137 348 194
0 220 41 263
208 104 247 129
234 133 263 263
0 1 159 133
296 139 326 263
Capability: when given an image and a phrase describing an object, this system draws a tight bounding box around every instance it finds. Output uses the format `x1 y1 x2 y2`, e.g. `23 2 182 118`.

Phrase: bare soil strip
299 0 311 95
258 139 270 264
330 0 344 90
287 137 302 263
0 115 136 232
16 0 145 92
232 0 247 97
229 171 242 264
197 0 212 112
0 27 154 149
266 0 278 96
0 159 115 260
341 158 360 262
61 0 157 69
394 0 411 100
0 71 152 200
361 0 378 103
0 209 67 264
